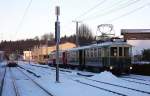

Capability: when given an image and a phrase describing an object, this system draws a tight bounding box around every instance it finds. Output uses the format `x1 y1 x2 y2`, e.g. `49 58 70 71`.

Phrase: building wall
31 42 76 63
23 51 32 61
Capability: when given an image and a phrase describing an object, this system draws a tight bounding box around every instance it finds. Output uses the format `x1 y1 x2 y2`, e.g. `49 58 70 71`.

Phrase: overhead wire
75 0 107 20
105 2 150 23
81 0 141 21
69 0 124 36
14 0 33 40
76 0 129 21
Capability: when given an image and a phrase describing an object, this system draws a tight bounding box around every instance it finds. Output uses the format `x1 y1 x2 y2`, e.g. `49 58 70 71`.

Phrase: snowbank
90 71 118 81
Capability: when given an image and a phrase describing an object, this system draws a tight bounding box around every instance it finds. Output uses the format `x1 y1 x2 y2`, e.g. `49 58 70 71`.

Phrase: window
90 48 93 57
119 47 123 56
94 48 97 57
124 47 129 56
98 48 101 57
86 49 89 57
111 47 117 56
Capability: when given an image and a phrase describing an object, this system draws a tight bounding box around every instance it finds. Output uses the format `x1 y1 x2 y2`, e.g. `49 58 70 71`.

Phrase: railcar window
88 49 90 58
98 48 101 57
91 48 93 57
119 47 123 56
85 49 88 57
111 47 117 56
124 47 129 56
94 48 97 57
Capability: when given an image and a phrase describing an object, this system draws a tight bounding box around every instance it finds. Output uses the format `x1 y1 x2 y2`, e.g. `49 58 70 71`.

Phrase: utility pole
55 6 60 82
72 21 81 47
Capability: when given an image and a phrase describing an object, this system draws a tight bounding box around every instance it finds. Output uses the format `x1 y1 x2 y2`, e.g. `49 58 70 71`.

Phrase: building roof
121 29 150 34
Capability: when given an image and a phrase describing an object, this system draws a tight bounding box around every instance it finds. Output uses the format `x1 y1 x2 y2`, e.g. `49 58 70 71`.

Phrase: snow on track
10 67 54 96
8 62 150 96
2 68 17 96
60 71 150 96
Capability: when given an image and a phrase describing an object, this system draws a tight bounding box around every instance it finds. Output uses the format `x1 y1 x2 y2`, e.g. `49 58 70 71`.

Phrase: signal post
55 6 60 82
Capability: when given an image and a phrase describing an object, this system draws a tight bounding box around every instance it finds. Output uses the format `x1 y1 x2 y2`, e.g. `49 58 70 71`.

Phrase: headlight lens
130 66 132 70
110 66 113 70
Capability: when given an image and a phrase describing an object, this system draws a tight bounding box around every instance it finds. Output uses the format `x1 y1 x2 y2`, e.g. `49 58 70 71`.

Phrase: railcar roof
67 41 131 51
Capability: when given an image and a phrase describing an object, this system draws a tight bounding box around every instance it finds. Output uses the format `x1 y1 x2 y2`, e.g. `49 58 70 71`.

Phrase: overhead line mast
55 6 60 82
72 21 81 47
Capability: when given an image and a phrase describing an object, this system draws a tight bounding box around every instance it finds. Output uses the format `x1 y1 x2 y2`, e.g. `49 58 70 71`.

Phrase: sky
0 0 150 41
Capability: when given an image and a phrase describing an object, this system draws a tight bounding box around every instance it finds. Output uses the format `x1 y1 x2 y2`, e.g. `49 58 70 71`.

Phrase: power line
75 0 107 20
77 0 125 20
105 2 149 23
14 0 33 40
82 0 141 21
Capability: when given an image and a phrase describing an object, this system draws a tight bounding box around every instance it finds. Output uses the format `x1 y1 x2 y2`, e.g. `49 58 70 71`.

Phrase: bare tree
33 36 39 40
78 24 95 45
41 33 54 41
78 24 93 38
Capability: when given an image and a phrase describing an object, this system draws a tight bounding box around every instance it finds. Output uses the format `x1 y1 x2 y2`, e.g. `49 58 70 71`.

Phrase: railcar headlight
130 66 132 70
110 66 113 70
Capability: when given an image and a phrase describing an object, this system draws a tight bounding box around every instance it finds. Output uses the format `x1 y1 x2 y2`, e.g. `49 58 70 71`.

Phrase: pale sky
0 0 150 41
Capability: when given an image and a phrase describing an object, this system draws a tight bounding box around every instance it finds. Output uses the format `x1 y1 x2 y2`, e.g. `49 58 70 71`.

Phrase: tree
142 49 150 61
41 33 54 41
78 24 95 46
33 36 39 40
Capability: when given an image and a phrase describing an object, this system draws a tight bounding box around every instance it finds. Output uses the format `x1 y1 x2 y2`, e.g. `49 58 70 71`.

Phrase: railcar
7 53 18 67
49 50 67 67
50 39 132 74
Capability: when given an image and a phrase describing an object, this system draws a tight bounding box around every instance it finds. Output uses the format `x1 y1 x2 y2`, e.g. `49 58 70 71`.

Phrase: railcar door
62 52 67 65
79 50 85 70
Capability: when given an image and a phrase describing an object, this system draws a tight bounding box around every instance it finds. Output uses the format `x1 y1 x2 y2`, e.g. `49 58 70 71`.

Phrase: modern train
49 38 132 74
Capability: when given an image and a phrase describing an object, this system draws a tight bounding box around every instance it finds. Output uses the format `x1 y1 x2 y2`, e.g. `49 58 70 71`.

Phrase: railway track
31 64 72 73
57 69 150 96
0 64 7 96
50 69 126 96
75 79 127 96
121 78 150 86
121 76 150 82
18 66 41 78
16 67 54 96
84 78 150 95
30 64 49 69
9 68 20 96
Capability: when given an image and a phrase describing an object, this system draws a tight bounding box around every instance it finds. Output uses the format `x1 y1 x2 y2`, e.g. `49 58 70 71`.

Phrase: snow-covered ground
1 61 150 96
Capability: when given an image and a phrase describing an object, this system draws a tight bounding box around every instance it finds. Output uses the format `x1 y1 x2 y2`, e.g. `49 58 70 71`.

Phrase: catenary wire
105 2 150 23
81 0 141 21
14 0 33 40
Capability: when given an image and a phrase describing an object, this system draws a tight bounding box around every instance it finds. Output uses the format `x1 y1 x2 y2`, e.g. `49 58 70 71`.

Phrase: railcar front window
124 47 129 56
119 47 123 56
111 47 117 56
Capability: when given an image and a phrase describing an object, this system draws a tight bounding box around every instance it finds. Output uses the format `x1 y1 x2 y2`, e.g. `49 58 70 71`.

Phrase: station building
121 29 150 55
